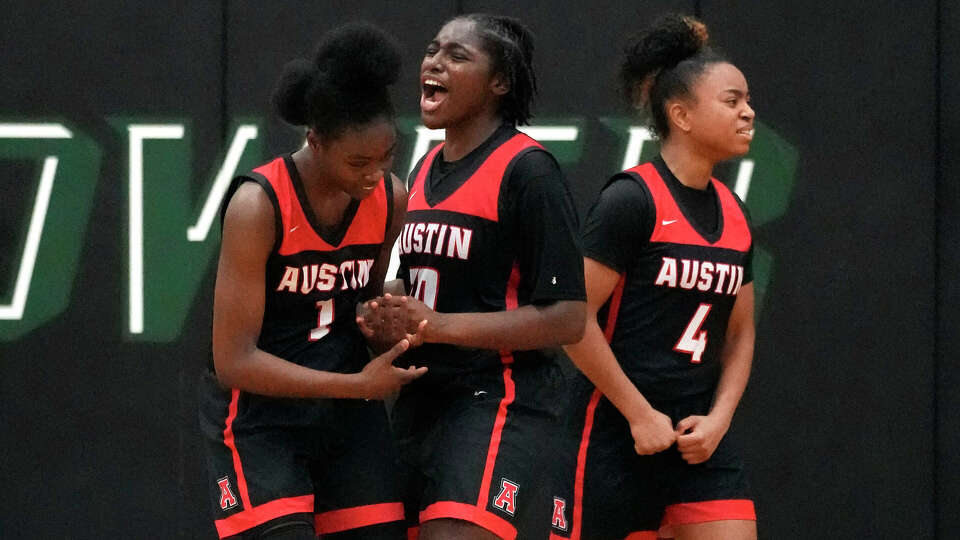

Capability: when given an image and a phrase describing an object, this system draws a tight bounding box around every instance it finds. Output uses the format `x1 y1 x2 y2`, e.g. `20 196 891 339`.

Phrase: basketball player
557 14 758 540
360 14 586 540
198 23 425 540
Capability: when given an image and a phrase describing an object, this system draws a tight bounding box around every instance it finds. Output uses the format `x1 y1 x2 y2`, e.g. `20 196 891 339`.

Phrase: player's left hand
675 414 728 465
373 294 438 342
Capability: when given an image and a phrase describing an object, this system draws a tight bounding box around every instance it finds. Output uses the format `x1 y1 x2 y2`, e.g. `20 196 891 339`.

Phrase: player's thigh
670 519 756 540
419 518 501 540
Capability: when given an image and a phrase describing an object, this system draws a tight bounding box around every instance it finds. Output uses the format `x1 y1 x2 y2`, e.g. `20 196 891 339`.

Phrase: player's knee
419 519 501 540
236 514 315 540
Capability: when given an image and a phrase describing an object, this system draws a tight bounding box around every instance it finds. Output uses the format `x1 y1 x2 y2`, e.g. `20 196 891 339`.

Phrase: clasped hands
356 293 435 351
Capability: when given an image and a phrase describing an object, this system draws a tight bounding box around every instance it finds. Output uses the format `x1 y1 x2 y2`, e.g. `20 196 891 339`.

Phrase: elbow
552 301 586 345
212 343 247 389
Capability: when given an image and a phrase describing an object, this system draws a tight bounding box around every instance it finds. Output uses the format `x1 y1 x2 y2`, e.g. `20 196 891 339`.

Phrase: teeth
424 79 444 88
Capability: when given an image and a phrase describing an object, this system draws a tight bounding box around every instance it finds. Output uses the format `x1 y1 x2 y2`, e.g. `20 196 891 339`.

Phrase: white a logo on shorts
493 478 519 516
217 476 239 510
552 497 568 531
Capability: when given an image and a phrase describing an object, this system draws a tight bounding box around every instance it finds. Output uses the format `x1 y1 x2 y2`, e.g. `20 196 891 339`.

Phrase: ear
490 73 510 96
666 99 693 133
305 129 323 152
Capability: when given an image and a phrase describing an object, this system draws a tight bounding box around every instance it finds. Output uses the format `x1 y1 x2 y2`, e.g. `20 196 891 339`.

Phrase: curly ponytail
620 14 725 138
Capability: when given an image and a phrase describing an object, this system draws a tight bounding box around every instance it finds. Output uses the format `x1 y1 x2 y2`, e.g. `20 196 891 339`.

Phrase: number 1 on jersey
674 303 712 363
310 298 334 341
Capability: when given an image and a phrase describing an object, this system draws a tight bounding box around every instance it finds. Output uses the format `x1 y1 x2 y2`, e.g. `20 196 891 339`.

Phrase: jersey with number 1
594 161 752 401
227 154 392 374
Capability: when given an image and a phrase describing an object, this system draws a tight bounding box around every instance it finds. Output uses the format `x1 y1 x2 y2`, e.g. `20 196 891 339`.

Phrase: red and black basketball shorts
391 362 567 540
198 372 405 539
551 383 756 540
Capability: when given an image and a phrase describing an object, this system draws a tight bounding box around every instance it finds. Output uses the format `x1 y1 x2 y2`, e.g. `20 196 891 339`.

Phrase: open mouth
737 127 755 139
421 78 448 113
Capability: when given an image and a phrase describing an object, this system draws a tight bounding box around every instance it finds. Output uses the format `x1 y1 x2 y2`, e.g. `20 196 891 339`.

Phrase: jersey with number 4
226 155 392 374
586 159 752 401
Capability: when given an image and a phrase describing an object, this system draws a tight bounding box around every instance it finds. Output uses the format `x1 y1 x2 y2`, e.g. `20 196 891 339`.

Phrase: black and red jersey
583 156 753 400
398 125 585 384
227 154 393 374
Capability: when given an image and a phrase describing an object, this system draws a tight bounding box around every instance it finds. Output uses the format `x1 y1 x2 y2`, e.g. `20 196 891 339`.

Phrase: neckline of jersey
652 154 725 245
423 124 516 207
283 154 362 247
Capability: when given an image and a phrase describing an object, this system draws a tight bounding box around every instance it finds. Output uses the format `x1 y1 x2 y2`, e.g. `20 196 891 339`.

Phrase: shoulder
225 180 275 226
596 172 652 209
221 180 277 253
511 147 561 178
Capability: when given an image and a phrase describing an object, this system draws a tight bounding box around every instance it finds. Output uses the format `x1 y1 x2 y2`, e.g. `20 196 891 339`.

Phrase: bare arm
427 298 585 349
562 257 676 454
708 283 755 426
212 182 423 399
360 173 407 302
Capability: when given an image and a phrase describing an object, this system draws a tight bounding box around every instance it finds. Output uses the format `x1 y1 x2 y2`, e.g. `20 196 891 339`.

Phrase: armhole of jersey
616 171 658 244
383 173 395 240
219 173 283 254
407 153 430 190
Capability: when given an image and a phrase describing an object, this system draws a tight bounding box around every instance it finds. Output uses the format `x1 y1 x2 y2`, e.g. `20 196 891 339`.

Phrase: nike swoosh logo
408 190 417 200
289 225 299 233
473 390 487 397
661 219 678 226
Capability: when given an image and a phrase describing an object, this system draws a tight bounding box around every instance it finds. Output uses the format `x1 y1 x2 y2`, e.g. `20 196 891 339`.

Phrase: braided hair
272 22 402 139
621 14 726 138
455 13 538 126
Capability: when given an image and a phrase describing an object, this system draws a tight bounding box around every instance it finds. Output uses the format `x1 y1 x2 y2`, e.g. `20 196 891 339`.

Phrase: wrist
424 312 447 343
707 407 734 429
621 396 658 425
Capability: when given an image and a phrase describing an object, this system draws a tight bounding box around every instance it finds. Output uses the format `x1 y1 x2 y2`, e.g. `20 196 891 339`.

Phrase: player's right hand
629 408 677 455
356 338 428 400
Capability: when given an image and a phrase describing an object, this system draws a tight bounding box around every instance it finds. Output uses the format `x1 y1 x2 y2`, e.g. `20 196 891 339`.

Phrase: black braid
457 13 538 125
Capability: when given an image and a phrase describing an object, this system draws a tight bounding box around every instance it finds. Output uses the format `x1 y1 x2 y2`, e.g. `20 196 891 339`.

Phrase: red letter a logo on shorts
217 476 239 510
552 497 568 531
493 478 519 516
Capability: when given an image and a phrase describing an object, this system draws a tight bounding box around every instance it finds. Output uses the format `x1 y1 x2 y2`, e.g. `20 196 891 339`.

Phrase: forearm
429 300 585 350
709 326 754 426
214 346 363 399
563 319 656 422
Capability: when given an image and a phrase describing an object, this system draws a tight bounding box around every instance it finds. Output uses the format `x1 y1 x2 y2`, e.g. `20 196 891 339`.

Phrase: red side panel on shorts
626 162 751 252
407 134 543 222
223 389 251 509
570 389 602 540
661 499 756 525
477 367 516 507
314 502 405 535
214 495 315 538
421 501 518 540
407 525 420 540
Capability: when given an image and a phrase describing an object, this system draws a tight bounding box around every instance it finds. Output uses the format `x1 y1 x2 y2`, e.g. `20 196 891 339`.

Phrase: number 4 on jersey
674 303 712 363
